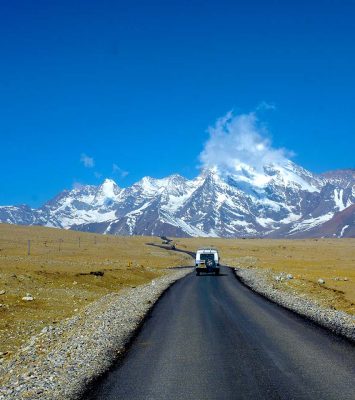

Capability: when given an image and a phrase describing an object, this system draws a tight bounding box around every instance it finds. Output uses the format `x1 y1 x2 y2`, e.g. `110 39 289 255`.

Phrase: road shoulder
0 267 192 400
234 267 355 342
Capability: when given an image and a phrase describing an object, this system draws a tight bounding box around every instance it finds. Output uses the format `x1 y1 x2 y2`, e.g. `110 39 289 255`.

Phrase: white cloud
256 101 276 111
112 163 129 178
80 153 95 168
199 110 292 174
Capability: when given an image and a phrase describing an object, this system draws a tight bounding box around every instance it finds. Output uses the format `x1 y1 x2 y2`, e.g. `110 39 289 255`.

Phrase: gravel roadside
0 267 193 400
234 267 355 342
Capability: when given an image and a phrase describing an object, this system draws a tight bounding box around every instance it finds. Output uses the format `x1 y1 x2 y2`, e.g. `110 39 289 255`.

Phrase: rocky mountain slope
0 163 354 238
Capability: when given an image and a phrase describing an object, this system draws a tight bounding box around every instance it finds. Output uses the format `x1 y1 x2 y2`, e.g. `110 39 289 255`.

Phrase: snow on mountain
94 179 122 204
0 205 39 226
285 204 355 238
0 162 354 238
320 169 355 189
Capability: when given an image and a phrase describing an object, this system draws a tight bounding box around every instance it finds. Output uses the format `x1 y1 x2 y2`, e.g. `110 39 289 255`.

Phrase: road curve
84 266 355 400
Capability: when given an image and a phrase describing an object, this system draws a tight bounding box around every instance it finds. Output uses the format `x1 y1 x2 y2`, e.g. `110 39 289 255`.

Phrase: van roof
197 247 218 252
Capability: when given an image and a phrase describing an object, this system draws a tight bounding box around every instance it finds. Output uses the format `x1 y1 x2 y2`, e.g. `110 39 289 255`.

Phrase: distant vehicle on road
195 248 220 276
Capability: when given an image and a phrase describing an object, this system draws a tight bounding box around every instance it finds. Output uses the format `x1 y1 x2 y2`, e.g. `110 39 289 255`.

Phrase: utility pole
27 240 31 256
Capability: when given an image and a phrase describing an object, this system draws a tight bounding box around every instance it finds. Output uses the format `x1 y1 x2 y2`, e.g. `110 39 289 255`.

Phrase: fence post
27 240 31 256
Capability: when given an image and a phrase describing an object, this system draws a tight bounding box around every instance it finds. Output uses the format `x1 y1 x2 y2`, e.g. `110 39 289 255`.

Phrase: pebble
317 279 325 285
235 268 355 343
22 294 34 301
0 290 5 295
275 272 294 282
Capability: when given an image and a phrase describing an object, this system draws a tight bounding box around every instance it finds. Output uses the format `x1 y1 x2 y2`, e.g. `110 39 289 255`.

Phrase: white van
195 248 220 276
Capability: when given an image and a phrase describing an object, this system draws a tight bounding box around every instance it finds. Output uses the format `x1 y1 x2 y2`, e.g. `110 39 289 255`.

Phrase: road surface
84 266 355 400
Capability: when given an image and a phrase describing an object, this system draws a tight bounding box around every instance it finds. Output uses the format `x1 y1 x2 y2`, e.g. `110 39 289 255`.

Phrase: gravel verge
0 267 192 400
234 267 355 342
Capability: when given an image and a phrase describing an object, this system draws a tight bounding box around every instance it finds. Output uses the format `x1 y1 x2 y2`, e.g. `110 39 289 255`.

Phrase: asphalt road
84 266 355 400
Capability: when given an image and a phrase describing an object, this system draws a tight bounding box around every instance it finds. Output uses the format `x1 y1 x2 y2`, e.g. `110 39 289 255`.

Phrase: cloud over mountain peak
199 111 292 175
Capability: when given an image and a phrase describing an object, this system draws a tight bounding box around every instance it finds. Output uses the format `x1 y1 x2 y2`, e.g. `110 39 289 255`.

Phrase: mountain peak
199 166 219 178
0 162 354 238
102 178 118 185
99 178 120 198
167 173 186 182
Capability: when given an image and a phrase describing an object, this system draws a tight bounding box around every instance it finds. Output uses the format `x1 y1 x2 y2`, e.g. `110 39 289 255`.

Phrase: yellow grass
1 223 354 359
0 224 190 356
175 237 355 315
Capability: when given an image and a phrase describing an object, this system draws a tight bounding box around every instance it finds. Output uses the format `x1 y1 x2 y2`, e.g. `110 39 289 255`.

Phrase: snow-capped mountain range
1 161 354 238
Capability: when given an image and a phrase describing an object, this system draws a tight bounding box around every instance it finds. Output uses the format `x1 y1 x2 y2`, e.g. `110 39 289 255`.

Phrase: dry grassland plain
0 224 191 356
176 237 355 316
0 223 354 360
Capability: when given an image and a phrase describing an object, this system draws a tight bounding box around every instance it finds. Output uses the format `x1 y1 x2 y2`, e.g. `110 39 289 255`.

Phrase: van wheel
215 269 220 276
196 271 200 276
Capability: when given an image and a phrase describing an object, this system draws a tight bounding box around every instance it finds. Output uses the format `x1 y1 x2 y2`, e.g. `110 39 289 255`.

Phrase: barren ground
0 224 354 361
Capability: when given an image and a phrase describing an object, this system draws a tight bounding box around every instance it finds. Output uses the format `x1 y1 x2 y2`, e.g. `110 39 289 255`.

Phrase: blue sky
1 0 354 207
